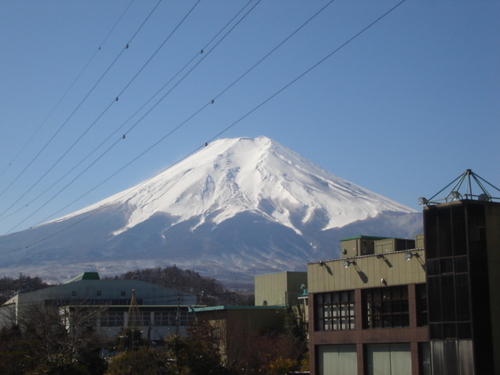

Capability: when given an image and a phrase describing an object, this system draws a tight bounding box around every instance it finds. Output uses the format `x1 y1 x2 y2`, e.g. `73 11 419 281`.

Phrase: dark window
121 291 126 297
430 323 443 339
454 256 468 273
441 275 456 321
424 206 439 259
457 322 472 339
154 311 174 326
427 259 440 276
153 310 193 327
363 286 409 329
440 258 453 274
142 312 151 326
96 291 102 297
416 283 428 326
71 291 77 296
451 205 466 255
101 312 124 327
439 209 453 257
314 290 355 331
427 276 442 322
454 274 470 321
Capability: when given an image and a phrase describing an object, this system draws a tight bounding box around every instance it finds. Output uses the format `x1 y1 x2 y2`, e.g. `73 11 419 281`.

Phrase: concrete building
255 271 307 307
0 272 197 340
254 270 309 336
308 236 427 375
191 305 286 366
307 170 500 375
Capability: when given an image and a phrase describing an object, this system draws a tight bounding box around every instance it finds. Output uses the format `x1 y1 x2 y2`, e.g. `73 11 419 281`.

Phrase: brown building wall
308 249 428 375
308 283 428 375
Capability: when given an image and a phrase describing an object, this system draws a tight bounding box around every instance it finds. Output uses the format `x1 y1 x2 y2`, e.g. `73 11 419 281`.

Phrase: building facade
308 236 428 375
423 199 500 374
0 272 197 340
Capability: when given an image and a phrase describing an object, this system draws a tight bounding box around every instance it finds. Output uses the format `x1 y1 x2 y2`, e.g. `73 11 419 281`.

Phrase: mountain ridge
50 136 416 235
0 136 422 283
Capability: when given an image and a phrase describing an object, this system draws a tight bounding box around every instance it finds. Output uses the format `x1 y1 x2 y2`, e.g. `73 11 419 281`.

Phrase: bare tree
11 301 108 374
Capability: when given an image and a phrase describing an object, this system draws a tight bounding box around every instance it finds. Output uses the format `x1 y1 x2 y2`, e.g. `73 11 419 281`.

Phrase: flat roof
308 248 425 265
192 305 286 313
340 235 389 241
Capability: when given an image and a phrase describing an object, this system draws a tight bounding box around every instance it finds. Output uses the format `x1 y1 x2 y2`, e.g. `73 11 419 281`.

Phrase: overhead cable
0 0 406 252
0 0 136 181
0 0 256 226
0 0 164 217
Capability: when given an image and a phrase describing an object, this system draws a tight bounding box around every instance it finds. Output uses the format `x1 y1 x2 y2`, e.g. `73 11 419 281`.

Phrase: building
0 272 197 340
191 305 286 366
255 271 307 307
254 271 308 327
307 170 500 375
423 198 500 374
308 235 427 375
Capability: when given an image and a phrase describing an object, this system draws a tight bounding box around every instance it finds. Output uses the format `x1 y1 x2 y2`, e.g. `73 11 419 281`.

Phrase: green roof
64 272 100 284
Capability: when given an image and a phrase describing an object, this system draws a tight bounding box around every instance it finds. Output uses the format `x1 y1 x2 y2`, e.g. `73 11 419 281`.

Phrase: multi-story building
0 272 197 340
307 235 427 375
307 170 500 374
423 198 500 374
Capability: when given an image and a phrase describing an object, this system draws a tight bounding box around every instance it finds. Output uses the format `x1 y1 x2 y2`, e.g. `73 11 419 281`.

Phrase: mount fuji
0 137 422 284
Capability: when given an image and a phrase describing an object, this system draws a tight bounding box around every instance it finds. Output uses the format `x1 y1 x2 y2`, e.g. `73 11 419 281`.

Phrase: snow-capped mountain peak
59 136 415 236
3 136 422 283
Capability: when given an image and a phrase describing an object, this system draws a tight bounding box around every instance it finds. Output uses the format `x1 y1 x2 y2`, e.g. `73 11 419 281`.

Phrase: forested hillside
0 274 50 304
109 266 253 306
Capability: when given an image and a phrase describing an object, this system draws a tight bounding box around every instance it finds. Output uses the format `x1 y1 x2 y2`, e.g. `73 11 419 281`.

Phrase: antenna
419 169 500 206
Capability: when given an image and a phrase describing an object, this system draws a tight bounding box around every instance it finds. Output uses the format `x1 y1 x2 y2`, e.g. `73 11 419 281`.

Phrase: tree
105 347 169 375
113 326 147 352
165 321 230 375
1 302 109 375
109 266 235 305
0 273 50 305
0 325 39 374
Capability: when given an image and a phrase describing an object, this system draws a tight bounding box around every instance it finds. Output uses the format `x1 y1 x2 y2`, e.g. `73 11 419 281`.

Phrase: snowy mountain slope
54 136 416 235
0 136 422 283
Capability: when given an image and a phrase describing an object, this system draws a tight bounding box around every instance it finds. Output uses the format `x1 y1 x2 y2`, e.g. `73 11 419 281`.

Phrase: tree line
0 274 50 305
0 266 254 306
0 305 308 375
0 267 305 374
108 266 254 306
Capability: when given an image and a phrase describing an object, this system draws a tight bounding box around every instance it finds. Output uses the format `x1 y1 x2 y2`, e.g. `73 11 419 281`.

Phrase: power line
0 0 406 254
0 0 162 205
0 0 164 218
0 0 136 181
0 0 258 229
206 0 407 143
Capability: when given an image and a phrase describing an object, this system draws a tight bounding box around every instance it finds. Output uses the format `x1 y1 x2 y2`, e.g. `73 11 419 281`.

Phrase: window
121 291 126 297
314 290 355 331
96 291 102 297
416 283 428 327
363 286 409 329
71 291 77 296
141 312 151 326
366 343 411 375
101 312 124 327
153 311 193 327
318 345 357 374
154 311 174 326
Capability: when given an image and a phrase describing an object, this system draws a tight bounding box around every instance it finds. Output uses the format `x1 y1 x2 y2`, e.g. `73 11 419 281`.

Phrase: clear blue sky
0 0 498 235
